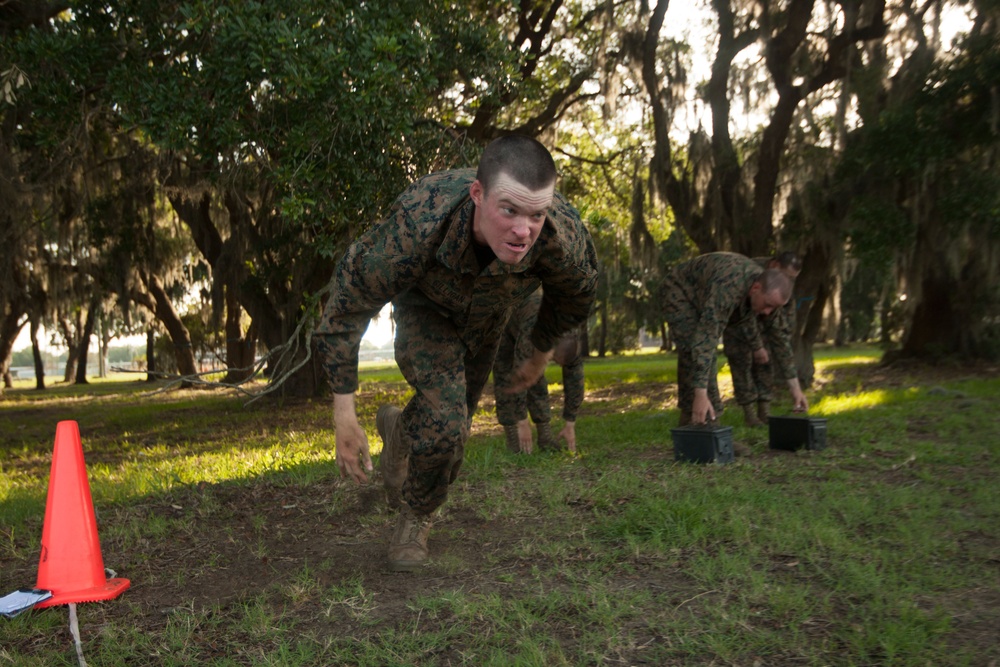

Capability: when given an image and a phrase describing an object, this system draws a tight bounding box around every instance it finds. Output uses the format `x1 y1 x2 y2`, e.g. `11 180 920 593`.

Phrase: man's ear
469 179 484 206
748 281 762 296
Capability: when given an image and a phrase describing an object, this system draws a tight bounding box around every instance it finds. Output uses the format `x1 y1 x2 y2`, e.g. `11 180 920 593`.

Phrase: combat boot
377 405 407 510
741 403 763 427
388 506 433 572
536 421 559 451
757 400 771 424
503 424 522 453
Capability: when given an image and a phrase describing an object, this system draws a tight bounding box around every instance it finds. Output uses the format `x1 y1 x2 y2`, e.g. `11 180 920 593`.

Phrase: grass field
0 345 998 666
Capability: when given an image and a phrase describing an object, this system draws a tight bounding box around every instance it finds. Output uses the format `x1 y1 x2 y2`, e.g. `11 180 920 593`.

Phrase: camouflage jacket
664 252 763 389
315 169 599 393
724 257 797 379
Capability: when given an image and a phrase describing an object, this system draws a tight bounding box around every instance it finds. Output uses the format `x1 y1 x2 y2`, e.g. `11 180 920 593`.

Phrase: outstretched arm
506 347 554 394
692 388 717 424
333 393 373 484
787 379 808 413
558 420 577 453
516 418 534 454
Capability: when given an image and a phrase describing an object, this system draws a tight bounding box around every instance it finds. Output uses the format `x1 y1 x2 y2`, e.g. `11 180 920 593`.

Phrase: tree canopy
1 0 996 395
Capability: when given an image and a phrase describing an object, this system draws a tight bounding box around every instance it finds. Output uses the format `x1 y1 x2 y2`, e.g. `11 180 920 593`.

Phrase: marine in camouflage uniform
315 140 598 570
722 254 801 425
493 287 586 453
661 252 791 426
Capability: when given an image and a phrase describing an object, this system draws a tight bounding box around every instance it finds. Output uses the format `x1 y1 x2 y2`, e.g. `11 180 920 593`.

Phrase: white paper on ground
0 588 53 618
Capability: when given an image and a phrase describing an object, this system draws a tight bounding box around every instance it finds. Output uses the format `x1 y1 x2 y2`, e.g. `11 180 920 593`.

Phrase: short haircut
476 135 557 193
757 268 792 301
773 250 803 273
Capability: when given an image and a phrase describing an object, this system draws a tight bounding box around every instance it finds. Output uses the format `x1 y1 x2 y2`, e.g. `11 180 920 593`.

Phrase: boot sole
388 558 426 572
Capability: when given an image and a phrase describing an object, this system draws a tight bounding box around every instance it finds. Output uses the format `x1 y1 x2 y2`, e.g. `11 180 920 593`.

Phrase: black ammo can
670 424 735 464
768 416 828 451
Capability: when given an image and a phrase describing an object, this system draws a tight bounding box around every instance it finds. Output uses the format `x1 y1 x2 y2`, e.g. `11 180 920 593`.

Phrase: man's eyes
500 206 545 220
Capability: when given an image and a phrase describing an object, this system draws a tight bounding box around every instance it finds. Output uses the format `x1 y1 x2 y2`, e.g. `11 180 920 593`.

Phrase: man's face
749 283 788 316
470 173 554 265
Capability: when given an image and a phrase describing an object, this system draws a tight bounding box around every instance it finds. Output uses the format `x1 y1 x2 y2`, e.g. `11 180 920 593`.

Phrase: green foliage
845 197 915 269
0 0 529 382
63 0 511 249
837 30 1000 357
839 260 891 343
843 32 1000 238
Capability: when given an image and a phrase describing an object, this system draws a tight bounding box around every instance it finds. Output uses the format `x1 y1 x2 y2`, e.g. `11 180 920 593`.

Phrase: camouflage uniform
722 257 797 406
661 252 763 417
315 169 598 515
493 287 586 432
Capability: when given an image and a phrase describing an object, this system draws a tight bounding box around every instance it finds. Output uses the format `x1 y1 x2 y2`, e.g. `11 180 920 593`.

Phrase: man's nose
511 220 531 238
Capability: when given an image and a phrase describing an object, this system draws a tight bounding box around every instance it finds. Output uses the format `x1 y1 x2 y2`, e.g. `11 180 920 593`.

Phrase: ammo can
670 424 735 464
768 416 828 451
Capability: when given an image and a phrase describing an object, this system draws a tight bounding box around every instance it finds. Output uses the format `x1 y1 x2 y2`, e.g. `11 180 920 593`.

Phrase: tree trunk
643 0 718 254
168 188 319 395
63 350 78 383
144 275 198 381
146 329 157 382
795 281 829 389
30 319 45 390
707 0 758 255
0 309 24 388
223 285 255 384
74 297 99 385
899 272 961 358
269 337 323 398
788 226 844 388
60 316 81 383
596 299 608 358
98 312 109 378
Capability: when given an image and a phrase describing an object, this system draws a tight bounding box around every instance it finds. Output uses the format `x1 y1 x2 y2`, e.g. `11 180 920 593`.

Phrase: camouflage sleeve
687 280 747 389
314 200 433 393
529 214 599 353
560 353 585 421
764 301 797 379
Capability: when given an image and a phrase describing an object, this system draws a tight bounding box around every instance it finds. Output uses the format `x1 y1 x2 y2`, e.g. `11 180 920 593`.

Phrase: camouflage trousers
722 334 776 405
393 303 503 516
662 282 724 418
492 316 552 427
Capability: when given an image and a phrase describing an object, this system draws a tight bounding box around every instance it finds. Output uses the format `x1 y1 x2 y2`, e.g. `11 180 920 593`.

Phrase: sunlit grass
91 441 339 499
0 439 347 532
812 388 895 414
812 345 883 367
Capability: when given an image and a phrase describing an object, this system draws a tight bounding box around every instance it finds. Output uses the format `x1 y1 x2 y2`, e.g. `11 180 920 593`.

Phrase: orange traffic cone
33 420 130 608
